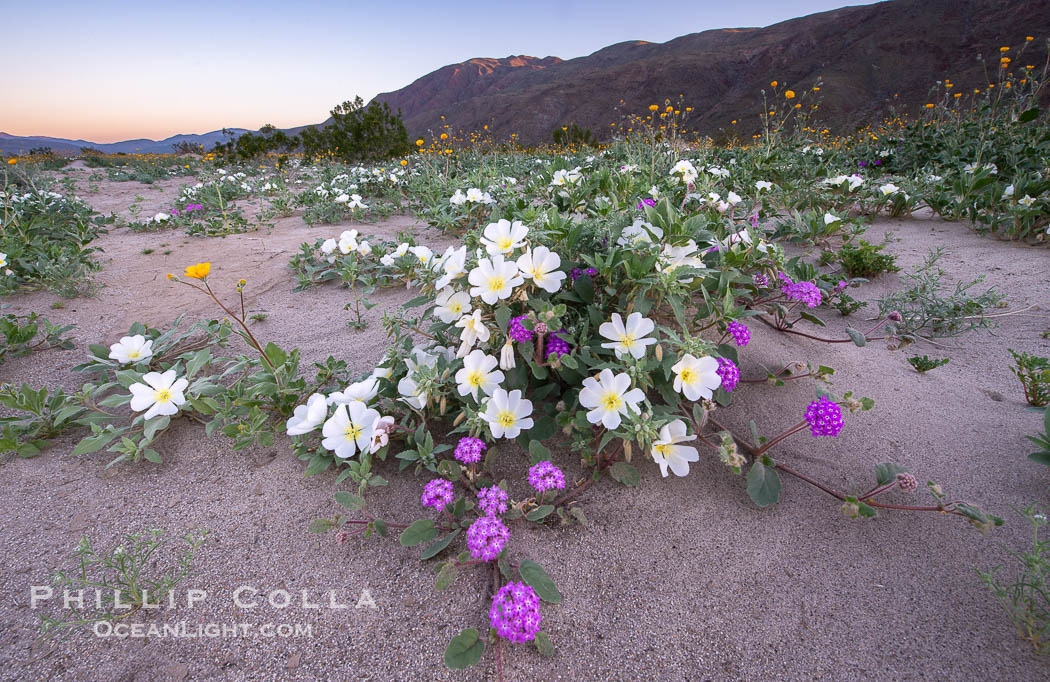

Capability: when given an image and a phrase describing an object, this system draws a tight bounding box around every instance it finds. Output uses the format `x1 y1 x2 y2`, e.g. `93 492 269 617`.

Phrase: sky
3 0 884 143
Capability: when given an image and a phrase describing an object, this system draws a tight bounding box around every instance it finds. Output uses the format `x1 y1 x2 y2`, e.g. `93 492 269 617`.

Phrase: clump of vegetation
37 529 209 641
837 239 899 278
877 249 1004 344
978 505 1050 654
1009 349 1050 407
907 355 949 374
552 123 595 147
0 306 74 366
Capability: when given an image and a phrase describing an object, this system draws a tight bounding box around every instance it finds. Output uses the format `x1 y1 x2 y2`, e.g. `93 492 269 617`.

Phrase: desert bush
1010 349 1050 407
837 239 899 278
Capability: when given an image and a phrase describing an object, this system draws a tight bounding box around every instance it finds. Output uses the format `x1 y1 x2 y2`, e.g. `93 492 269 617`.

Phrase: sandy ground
0 177 1048 681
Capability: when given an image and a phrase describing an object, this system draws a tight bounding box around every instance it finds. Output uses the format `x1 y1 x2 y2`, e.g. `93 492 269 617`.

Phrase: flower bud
452 411 467 427
896 473 918 492
887 310 903 323
500 341 516 370
534 322 549 334
439 396 447 415
654 344 663 362
841 502 860 519
623 441 632 462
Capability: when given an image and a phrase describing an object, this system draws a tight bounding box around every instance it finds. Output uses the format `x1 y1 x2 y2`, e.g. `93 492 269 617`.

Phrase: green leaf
71 431 118 457
519 559 562 603
495 305 511 334
874 462 910 486
609 461 639 487
529 440 551 463
303 455 331 477
435 561 457 590
569 506 588 526
142 448 162 464
573 274 595 303
185 348 212 379
399 519 438 547
437 459 460 479
746 459 781 507
529 415 557 441
845 327 867 347
1028 451 1050 467
444 628 485 669
263 342 287 368
334 491 366 511
420 529 460 560
308 518 333 534
526 505 555 521
142 415 169 443
535 632 555 658
1017 107 1040 123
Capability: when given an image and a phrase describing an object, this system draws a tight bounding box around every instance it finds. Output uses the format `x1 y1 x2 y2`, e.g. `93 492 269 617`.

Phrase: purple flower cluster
421 478 454 511
753 273 769 288
172 203 204 217
527 461 566 493
804 396 844 437
727 321 750 347
544 330 571 360
569 267 598 282
489 581 542 643
477 485 509 516
454 437 486 464
467 515 509 560
508 315 534 343
716 358 740 392
781 277 823 308
637 198 656 210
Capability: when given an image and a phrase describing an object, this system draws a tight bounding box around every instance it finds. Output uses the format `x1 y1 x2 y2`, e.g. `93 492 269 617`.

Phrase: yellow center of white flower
679 368 695 384
498 237 514 250
654 443 672 457
153 388 172 404
344 423 363 442
487 277 505 292
530 267 544 281
600 391 624 412
497 410 516 428
467 371 483 387
127 350 140 359
619 333 636 350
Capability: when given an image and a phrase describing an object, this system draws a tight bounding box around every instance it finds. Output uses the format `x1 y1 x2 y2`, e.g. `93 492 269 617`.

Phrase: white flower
286 393 328 436
450 189 467 206
108 335 154 364
651 420 700 477
0 252 6 269
347 194 367 209
599 312 656 360
879 183 900 196
434 289 471 324
480 219 529 256
153 212 170 223
455 309 491 350
328 377 380 405
397 376 426 409
671 160 698 184
468 255 523 304
320 401 379 459
320 238 338 261
480 388 534 438
824 212 841 225
435 246 467 289
410 245 433 266
516 246 565 293
755 180 773 192
465 187 494 204
1019 195 1036 207
128 370 188 420
380 242 411 266
1002 184 1015 199
357 241 372 257
499 341 516 370
335 193 350 204
649 185 661 199
658 240 705 281
338 229 359 254
578 368 646 430
707 166 731 178
618 219 663 246
372 365 393 381
455 350 504 401
726 191 743 206
369 415 395 453
671 354 722 401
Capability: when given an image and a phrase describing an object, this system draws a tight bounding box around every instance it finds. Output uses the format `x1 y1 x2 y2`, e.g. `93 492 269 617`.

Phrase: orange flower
784 90 796 99
415 139 424 146
440 133 448 140
400 159 407 166
999 46 1010 52
184 262 211 279
648 104 659 111
925 103 935 109
770 80 778 87
954 93 962 98
1026 36 1034 41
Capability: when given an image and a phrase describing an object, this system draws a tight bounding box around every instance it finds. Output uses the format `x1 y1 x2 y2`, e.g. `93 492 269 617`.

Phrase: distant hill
0 129 251 156
370 0 1048 144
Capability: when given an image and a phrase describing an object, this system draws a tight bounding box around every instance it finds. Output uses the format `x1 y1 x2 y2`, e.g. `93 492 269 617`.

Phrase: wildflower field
1 57 1049 680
